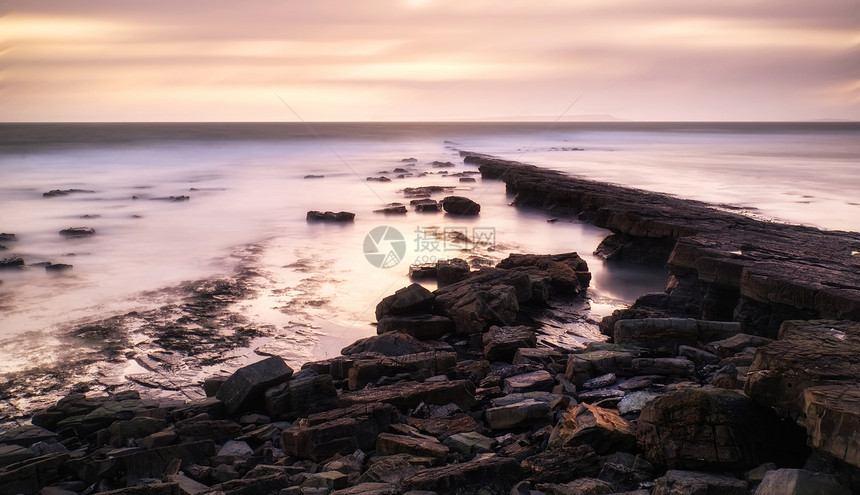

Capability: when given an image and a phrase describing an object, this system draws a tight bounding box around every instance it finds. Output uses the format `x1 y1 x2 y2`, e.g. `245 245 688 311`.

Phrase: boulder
413 200 440 212
436 258 470 284
483 325 537 362
443 431 496 455
549 403 636 454
375 316 454 340
0 257 25 269
565 351 635 387
375 283 436 321
0 425 58 447
307 210 355 222
403 454 520 492
374 205 408 215
638 388 784 470
630 357 695 377
441 196 480 215
0 233 17 242
434 274 520 334
705 333 774 358
521 445 602 484
614 318 698 356
754 468 850 495
346 351 457 390
485 399 552 430
45 263 73 273
216 356 294 415
503 370 555 394
653 470 747 495
59 227 96 237
338 379 476 411
746 320 860 413
496 252 592 292
376 433 449 464
342 332 445 356
802 384 860 468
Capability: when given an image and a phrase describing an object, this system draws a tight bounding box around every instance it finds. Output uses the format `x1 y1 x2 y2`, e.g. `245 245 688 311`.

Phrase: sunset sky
2 0 858 122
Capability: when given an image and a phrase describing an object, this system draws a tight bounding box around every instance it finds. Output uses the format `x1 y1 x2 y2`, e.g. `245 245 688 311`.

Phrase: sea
1 122 858 416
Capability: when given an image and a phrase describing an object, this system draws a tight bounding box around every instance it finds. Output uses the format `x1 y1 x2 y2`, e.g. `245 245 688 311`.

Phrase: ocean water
0 122 857 401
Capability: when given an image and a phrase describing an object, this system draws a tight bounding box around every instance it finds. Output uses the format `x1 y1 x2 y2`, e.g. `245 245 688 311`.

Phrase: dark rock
408 263 436 280
638 388 786 470
630 357 695 377
339 379 476 411
375 283 436 320
754 468 850 495
367 176 391 182
304 175 325 179
413 200 440 212
176 420 242 442
376 433 449 464
69 440 214 485
346 351 456 390
565 351 635 388
459 177 476 183
431 161 455 168
108 417 166 447
407 413 484 438
374 205 408 215
497 252 592 292
281 403 398 461
443 431 495 455
677 345 721 365
59 227 95 237
216 356 294 415
0 444 34 465
403 186 455 197
441 196 480 215
582 373 617 390
653 470 747 495
522 445 602 484
483 325 537 362
802 384 860 468
503 370 555 394
403 454 521 492
307 210 356 222
538 477 615 494
434 270 520 334
485 399 552 430
342 331 446 356
0 453 70 495
0 424 58 447
0 233 17 242
597 452 655 492
43 189 94 197
705 333 773 357
613 319 698 357
45 263 73 273
436 258 470 285
376 315 454 340
284 373 338 417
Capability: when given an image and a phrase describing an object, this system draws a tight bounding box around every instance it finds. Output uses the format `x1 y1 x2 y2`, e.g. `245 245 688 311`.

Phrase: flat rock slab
653 470 747 495
754 468 850 495
503 370 555 394
803 384 860 468
216 356 293 415
483 325 537 362
403 454 520 492
338 379 476 411
746 320 860 413
376 314 454 340
376 432 449 464
549 402 636 454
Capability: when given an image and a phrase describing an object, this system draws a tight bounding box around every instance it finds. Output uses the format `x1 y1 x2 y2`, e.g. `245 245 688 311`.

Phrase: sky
1 0 858 122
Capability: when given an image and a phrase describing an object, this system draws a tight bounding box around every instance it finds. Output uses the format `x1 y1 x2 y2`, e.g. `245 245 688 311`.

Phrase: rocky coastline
2 155 860 495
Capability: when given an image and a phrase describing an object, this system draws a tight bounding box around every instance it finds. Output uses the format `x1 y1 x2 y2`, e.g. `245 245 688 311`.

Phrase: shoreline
2 154 859 494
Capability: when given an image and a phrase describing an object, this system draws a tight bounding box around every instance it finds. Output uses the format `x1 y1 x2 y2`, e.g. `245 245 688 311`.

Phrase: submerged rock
441 195 480 215
43 189 94 197
59 227 95 237
306 210 356 222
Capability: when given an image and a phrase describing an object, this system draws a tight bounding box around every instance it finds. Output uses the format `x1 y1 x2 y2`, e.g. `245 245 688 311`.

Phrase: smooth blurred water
0 122 857 376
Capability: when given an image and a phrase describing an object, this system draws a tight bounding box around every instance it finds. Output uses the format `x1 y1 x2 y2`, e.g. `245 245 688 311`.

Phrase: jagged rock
307 210 356 222
521 444 602 484
108 417 166 447
216 356 294 415
375 283 436 320
59 227 95 237
374 205 408 215
434 271 520 334
333 482 399 495
0 444 34 465
43 189 94 197
497 252 591 292
45 263 73 273
677 345 721 365
166 473 210 495
653 470 747 495
483 325 537 362
503 370 555 394
0 257 25 269
338 379 476 411
283 373 338 417
281 403 399 461
346 351 457 390
565 351 635 387
342 331 446 356
403 454 520 492
376 315 454 340
436 258 470 284
302 471 350 490
176 420 242 442
597 452 655 492
638 388 785 470
802 384 860 468
0 424 58 447
754 468 850 495
407 413 484 438
376 433 449 464
582 373 617 390
746 320 860 413
630 357 695 376
617 391 660 415
538 477 615 495
705 333 773 357
139 430 177 450
441 195 480 215
69 440 215 485
549 402 636 454
443 431 496 455
614 318 699 356
485 399 552 430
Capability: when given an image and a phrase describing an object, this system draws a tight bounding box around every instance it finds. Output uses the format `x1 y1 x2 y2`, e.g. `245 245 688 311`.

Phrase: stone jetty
2 155 859 494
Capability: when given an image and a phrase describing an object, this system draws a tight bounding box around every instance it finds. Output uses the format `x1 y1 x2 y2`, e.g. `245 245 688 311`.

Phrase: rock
403 454 521 492
754 468 850 495
333 482 399 495
166 473 211 495
521 445 602 484
108 417 167 447
70 440 215 485
59 227 96 237
503 370 555 394
630 357 695 376
376 315 454 340
596 452 655 493
802 384 860 468
176 420 242 442
582 373 617 390
514 348 566 367
613 319 698 357
150 195 190 202
436 258 470 284
677 345 721 365
638 388 785 470
342 332 444 356
304 175 325 179
139 430 177 450
408 263 436 280
617 391 660 415
338 379 476 412
565 351 635 387
432 161 455 168
367 176 391 182
45 263 73 273
0 257 25 269
43 189 94 197
0 424 59 447
0 233 17 242
374 205 408 215
217 440 253 457
441 196 480 215
307 210 355 222
496 252 592 292
346 351 457 390
705 333 774 358
375 283 436 321
653 470 747 495
407 413 484 438
549 402 636 454
284 373 338 417
746 320 860 413
539 477 615 495
483 325 537 362
216 356 294 415
0 444 34 465
376 433 449 464
443 431 496 455
413 200 440 212
302 471 350 490
281 403 398 461
459 177 476 183
485 399 552 430
434 273 520 334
